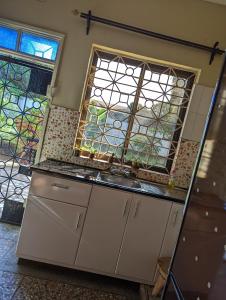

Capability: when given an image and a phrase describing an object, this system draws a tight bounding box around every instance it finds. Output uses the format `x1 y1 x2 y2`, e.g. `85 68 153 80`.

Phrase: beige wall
1 0 226 110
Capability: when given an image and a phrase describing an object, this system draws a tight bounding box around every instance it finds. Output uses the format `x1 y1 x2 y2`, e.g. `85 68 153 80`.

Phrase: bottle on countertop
168 168 176 189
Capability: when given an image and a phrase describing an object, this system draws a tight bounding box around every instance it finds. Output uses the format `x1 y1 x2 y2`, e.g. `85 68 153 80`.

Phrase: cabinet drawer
30 172 92 207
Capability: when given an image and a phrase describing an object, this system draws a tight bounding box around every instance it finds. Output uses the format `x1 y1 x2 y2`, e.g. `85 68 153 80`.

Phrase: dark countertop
31 159 187 204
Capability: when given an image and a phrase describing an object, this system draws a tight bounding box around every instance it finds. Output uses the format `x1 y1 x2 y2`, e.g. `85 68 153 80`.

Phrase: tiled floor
0 222 141 300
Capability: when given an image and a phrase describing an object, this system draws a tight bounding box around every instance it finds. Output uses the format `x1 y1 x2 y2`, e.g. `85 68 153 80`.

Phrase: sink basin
139 181 165 195
98 173 141 189
60 166 98 178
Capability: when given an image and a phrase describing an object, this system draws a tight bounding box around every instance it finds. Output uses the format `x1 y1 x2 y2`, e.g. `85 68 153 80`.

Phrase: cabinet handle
122 200 129 217
75 213 81 230
173 210 179 226
51 183 69 189
133 200 140 218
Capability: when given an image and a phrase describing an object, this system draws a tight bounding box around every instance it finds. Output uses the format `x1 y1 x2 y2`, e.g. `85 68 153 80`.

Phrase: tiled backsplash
41 105 200 189
173 140 199 188
41 105 80 161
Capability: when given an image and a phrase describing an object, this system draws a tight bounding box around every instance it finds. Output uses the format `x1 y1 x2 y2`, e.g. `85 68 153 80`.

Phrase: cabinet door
17 195 86 265
116 194 172 283
75 186 131 274
160 203 184 257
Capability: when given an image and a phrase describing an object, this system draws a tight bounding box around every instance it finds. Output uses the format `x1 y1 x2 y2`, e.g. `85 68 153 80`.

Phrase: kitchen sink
97 173 141 189
96 171 185 200
139 181 165 195
60 165 98 178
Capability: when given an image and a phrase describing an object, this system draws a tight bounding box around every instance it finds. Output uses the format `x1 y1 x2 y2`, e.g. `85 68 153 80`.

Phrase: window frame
0 18 65 163
76 45 199 174
0 18 64 65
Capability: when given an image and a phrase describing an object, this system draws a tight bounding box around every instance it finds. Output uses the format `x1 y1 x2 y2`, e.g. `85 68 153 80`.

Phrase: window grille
76 46 197 174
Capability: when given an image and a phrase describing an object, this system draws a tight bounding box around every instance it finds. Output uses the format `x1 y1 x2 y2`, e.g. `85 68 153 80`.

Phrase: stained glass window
0 22 61 62
0 26 18 50
19 33 59 61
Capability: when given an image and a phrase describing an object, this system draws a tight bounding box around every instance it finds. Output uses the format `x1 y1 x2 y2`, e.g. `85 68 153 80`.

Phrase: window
0 26 18 50
76 46 197 174
0 22 60 62
0 18 64 224
20 33 59 61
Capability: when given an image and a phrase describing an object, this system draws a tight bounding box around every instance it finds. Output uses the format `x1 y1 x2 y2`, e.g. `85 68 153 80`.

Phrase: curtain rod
79 10 225 65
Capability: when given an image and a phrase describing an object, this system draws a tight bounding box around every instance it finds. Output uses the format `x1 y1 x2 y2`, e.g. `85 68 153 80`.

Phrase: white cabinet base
17 171 184 285
17 253 154 285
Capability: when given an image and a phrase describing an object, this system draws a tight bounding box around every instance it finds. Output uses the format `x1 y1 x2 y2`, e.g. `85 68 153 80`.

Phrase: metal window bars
76 48 196 174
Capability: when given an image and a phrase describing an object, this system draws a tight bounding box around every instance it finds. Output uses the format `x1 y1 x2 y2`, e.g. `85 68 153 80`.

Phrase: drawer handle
173 210 179 226
122 200 129 217
133 200 140 218
75 213 81 230
51 183 69 189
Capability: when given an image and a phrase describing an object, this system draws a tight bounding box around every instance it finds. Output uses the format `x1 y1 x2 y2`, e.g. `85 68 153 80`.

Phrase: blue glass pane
20 33 59 61
0 26 18 50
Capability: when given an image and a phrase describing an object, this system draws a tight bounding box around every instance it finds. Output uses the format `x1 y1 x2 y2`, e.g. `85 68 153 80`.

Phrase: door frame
0 17 65 163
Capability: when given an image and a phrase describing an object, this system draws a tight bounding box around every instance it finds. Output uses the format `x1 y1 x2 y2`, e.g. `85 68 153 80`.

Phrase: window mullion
75 51 98 149
122 64 146 161
16 29 22 52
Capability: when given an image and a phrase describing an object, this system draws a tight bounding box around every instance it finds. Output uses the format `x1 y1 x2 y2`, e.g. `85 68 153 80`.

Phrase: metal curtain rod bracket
79 10 225 65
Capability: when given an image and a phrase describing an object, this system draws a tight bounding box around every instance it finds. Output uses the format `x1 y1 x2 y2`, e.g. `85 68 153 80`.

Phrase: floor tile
12 276 64 300
1 258 139 299
0 241 21 274
12 276 129 300
140 284 161 300
0 271 23 300
0 222 140 300
0 223 20 240
0 238 15 260
60 283 128 300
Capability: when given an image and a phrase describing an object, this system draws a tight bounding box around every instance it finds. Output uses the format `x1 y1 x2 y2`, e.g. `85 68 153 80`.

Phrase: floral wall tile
173 140 200 188
41 105 200 189
41 105 79 161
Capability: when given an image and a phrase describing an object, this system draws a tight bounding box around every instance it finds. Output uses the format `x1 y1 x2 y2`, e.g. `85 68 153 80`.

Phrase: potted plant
132 159 140 173
80 146 91 157
89 148 97 160
108 153 115 164
73 147 81 157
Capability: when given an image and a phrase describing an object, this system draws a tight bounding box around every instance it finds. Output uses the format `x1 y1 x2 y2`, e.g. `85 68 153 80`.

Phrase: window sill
73 155 170 186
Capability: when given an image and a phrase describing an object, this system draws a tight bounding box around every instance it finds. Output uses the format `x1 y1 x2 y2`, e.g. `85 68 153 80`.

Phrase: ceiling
203 0 226 5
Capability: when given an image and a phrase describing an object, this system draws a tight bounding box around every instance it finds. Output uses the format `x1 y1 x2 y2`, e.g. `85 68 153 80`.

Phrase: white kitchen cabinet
75 186 131 274
159 202 184 258
17 170 185 285
116 194 172 283
17 195 86 265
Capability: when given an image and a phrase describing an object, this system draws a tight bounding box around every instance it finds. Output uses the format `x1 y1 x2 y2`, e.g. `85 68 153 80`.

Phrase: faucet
104 153 137 178
108 165 136 178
